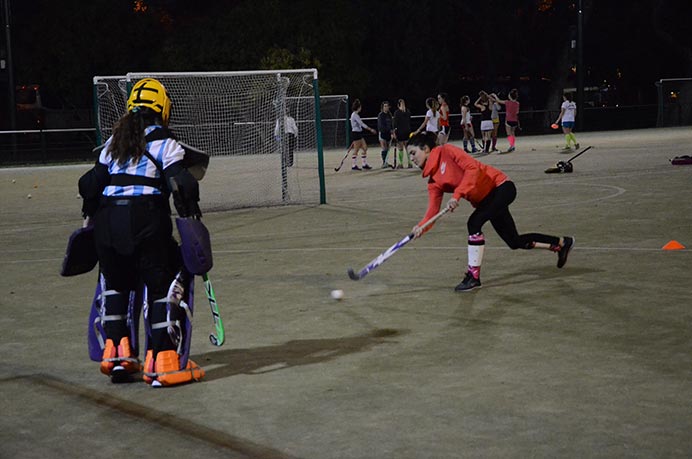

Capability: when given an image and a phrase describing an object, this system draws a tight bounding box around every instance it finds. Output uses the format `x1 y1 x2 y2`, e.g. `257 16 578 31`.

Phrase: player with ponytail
407 131 574 291
78 78 205 386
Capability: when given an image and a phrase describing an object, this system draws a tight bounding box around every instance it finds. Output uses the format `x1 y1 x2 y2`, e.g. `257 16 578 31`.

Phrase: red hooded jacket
418 144 508 230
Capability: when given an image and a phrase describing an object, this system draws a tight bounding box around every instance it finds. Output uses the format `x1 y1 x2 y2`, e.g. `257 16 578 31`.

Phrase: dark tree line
5 0 691 117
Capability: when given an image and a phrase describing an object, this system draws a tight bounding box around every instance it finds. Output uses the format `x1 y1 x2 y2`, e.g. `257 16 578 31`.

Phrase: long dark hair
408 131 438 150
425 97 438 113
110 108 162 165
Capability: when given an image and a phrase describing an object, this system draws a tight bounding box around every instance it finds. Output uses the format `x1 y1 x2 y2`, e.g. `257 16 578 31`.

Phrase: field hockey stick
347 206 451 281
170 177 225 346
334 149 351 172
391 141 397 169
202 272 225 346
566 145 592 163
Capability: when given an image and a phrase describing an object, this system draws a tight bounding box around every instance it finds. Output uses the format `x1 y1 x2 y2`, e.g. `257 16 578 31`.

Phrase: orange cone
662 240 685 250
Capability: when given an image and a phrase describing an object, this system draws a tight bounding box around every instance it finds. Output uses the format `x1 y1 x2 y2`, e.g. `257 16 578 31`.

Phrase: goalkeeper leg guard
143 271 204 387
98 287 141 381
152 350 205 387
143 349 155 384
100 337 141 382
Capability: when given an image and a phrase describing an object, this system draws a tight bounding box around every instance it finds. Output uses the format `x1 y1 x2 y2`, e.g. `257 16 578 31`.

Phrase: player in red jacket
408 132 574 291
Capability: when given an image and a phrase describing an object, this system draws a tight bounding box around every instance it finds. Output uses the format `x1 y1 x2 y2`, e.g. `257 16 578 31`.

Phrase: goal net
315 95 349 150
92 76 128 144
93 69 327 211
656 78 692 127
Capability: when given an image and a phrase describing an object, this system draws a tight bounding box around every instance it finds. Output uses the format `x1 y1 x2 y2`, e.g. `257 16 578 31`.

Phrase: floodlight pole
576 0 584 131
3 0 15 130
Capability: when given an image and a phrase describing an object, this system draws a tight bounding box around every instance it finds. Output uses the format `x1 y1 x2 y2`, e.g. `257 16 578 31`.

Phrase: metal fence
1 103 687 166
0 128 98 165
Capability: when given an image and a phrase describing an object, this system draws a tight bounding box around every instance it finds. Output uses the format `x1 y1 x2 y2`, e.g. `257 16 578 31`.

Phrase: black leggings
467 181 559 249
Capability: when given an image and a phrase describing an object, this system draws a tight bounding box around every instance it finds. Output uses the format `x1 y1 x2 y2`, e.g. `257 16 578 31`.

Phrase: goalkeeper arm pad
164 163 201 218
78 163 110 217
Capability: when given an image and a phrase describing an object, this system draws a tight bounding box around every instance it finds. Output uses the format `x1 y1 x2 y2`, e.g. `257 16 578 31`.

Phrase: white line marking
8 245 686 265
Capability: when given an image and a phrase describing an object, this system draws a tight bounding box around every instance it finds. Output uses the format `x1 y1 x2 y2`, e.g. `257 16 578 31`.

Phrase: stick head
545 161 573 173
557 161 573 173
347 268 361 281
551 123 559 130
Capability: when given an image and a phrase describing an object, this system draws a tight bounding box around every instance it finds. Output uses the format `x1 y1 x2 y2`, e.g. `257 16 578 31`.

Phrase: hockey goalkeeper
77 78 209 386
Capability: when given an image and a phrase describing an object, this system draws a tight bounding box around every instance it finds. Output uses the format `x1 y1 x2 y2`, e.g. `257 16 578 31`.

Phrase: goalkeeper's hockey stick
202 273 225 346
347 206 451 281
169 176 224 346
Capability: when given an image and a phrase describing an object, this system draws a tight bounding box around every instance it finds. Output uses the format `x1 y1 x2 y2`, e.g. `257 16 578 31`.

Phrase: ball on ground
27 194 32 199
330 289 344 300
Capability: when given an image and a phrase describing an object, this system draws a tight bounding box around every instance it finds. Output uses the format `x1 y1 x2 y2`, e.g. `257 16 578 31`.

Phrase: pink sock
468 266 481 279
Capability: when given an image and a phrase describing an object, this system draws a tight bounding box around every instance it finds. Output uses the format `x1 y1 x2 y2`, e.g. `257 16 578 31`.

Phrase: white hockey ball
330 289 344 300
27 194 32 199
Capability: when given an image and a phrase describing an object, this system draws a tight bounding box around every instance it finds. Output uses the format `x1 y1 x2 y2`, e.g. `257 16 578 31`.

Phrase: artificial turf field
1 127 691 458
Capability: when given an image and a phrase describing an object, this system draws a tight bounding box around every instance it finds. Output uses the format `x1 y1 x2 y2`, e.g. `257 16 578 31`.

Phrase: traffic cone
662 240 685 250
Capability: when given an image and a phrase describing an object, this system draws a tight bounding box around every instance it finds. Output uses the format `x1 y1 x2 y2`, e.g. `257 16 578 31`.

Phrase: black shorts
95 197 178 297
506 121 519 127
351 131 364 141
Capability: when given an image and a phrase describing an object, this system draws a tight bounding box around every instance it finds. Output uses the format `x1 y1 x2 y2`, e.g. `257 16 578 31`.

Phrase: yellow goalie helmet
126 78 172 124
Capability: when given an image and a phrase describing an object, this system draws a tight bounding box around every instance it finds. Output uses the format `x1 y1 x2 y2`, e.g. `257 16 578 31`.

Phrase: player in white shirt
413 97 440 137
554 93 580 150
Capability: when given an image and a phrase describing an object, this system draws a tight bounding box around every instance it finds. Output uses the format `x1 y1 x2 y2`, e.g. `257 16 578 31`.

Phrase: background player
460 95 479 153
437 92 451 145
493 89 520 152
349 99 377 170
377 101 394 168
393 98 413 168
554 92 579 150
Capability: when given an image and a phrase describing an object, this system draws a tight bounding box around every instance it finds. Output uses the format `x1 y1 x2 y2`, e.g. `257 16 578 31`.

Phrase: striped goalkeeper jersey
100 125 185 197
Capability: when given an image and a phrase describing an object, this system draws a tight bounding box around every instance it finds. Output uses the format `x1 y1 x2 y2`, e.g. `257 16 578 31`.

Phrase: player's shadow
486 265 600 289
192 328 406 382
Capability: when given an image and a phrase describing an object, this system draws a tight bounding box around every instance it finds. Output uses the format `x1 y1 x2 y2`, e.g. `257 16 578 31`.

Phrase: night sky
2 0 692 117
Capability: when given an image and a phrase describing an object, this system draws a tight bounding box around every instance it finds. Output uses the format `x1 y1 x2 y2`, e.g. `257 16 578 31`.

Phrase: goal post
92 75 128 145
93 69 328 210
